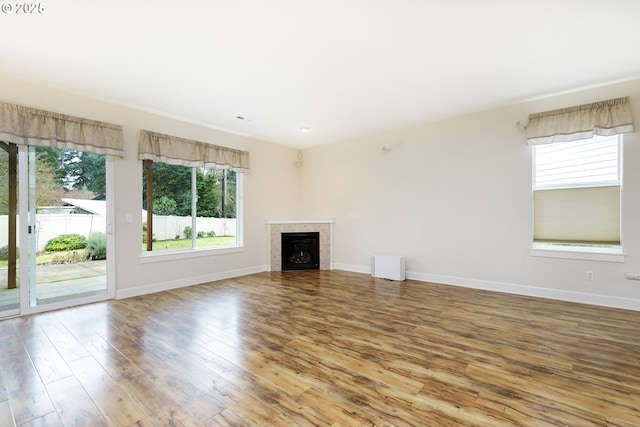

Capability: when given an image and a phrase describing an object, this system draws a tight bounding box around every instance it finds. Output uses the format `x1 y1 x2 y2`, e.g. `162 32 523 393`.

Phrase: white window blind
534 186 620 244
533 135 620 189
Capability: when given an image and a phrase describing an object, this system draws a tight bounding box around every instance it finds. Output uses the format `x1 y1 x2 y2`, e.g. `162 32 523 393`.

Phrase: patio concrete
0 260 107 312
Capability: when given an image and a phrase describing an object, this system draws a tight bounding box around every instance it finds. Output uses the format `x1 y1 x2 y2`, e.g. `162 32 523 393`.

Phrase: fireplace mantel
266 219 334 271
266 219 335 225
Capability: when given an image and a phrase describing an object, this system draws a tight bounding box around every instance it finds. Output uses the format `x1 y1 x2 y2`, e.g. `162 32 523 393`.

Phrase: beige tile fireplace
267 219 334 271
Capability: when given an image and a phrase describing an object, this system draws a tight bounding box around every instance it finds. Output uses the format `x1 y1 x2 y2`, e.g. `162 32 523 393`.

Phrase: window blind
533 135 619 189
534 186 620 244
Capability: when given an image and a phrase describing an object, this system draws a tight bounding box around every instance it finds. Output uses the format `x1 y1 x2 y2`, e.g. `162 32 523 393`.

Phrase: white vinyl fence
145 215 236 241
0 213 105 253
0 214 236 252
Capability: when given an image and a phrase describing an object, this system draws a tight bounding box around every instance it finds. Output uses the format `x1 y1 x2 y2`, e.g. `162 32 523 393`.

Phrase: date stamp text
2 3 46 13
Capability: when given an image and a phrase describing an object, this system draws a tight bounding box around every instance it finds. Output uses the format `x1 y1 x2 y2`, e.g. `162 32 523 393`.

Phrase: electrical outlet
586 271 594 281
625 273 640 280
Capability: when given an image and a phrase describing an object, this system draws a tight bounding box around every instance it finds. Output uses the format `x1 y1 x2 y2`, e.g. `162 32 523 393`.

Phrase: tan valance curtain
0 101 124 156
138 130 250 173
526 97 634 145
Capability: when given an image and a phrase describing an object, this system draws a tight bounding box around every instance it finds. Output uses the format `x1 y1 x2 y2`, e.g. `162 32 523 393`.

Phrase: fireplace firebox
281 232 320 270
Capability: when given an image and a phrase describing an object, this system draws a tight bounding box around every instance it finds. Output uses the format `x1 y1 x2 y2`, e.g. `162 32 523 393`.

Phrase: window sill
139 246 244 264
530 244 625 263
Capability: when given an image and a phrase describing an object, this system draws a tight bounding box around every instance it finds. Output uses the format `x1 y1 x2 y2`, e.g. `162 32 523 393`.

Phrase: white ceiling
2 0 640 148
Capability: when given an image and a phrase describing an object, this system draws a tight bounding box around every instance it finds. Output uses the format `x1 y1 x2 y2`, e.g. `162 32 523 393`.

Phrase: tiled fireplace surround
267 219 334 271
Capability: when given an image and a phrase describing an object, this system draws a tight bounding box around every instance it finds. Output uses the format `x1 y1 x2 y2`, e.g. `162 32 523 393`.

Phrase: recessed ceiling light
299 127 310 133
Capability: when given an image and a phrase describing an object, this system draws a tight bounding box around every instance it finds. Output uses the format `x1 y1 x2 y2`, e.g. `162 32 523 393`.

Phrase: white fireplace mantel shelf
266 219 335 225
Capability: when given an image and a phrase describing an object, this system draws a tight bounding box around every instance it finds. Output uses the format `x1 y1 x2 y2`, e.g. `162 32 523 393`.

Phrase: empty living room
1 1 640 426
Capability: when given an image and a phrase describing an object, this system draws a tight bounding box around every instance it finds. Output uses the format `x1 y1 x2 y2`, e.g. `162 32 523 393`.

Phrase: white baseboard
335 264 640 312
115 265 268 299
332 263 370 274
114 262 640 311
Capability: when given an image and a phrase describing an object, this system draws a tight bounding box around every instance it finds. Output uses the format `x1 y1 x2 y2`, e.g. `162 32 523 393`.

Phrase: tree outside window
142 161 238 252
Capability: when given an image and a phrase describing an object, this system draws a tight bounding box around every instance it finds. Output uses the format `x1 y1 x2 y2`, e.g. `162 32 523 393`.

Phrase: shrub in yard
0 245 18 261
142 232 156 243
197 231 206 238
206 231 216 237
44 234 87 252
184 225 192 239
86 232 107 260
50 250 87 264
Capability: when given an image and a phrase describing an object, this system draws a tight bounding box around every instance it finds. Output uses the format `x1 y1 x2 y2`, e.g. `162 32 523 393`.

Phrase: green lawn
0 236 237 268
146 236 236 251
0 251 79 269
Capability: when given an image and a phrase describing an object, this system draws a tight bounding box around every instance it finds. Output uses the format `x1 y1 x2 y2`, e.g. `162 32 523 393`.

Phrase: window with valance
138 130 248 253
0 101 123 292
527 97 634 251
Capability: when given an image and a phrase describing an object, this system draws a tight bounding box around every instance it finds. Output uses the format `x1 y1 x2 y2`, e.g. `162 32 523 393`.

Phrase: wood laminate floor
0 270 639 426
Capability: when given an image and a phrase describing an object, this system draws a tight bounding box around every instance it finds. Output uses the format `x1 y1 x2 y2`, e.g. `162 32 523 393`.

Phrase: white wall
299 78 640 310
3 75 640 310
0 77 301 296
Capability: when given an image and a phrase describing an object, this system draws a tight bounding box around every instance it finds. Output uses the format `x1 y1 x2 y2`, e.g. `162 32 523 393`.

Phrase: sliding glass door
27 147 108 308
0 142 19 316
0 144 113 318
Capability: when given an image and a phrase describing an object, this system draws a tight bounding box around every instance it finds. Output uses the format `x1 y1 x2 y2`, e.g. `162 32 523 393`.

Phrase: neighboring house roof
36 206 76 214
62 198 147 219
61 198 106 216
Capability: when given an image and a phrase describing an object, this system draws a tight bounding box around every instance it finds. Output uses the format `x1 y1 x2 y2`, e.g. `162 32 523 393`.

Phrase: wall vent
371 255 405 281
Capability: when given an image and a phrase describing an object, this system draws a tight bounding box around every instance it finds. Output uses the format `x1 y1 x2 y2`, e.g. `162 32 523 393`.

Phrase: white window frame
140 166 244 264
530 135 625 262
